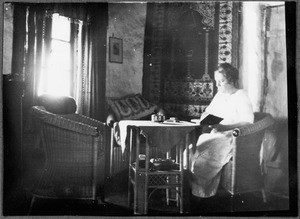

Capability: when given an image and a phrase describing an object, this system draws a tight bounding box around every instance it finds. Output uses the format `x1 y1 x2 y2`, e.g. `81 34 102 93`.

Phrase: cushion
38 94 77 114
107 94 158 121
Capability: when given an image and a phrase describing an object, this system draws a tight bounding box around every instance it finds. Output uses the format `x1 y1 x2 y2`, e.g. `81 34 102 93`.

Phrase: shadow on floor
3 144 294 216
3 174 293 217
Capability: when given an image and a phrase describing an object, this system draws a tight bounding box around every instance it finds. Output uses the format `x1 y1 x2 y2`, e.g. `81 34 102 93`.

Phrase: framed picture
109 37 123 63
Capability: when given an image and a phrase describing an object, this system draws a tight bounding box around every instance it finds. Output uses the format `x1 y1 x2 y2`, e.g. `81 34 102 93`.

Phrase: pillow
38 94 77 114
107 94 158 121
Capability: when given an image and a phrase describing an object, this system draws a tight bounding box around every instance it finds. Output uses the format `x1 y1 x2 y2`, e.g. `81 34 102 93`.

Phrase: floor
2 136 295 217
3 168 293 216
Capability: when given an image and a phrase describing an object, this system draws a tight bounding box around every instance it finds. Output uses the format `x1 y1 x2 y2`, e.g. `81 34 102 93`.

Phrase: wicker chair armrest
232 113 274 137
31 106 103 136
44 116 101 136
62 114 107 131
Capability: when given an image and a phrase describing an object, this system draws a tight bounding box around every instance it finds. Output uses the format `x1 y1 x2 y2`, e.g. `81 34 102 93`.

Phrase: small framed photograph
109 37 123 63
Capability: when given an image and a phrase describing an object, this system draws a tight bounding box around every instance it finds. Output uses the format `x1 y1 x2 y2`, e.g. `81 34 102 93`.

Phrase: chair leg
100 185 106 203
229 194 234 212
27 196 36 215
128 181 132 208
261 189 267 203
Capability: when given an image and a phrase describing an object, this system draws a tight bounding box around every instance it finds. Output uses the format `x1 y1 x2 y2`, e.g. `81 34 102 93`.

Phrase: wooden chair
28 100 109 214
220 112 275 210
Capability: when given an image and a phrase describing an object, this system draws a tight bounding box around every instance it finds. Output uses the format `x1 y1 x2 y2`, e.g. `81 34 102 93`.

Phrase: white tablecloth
117 120 199 153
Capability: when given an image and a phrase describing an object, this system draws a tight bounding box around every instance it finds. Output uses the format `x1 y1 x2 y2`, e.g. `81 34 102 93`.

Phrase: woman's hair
218 63 239 87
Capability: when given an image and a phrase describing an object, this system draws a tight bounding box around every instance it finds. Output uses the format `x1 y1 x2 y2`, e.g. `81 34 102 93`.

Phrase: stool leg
179 185 183 213
144 137 150 214
128 180 131 207
176 175 180 207
176 187 179 207
128 127 134 209
166 151 171 206
166 188 170 205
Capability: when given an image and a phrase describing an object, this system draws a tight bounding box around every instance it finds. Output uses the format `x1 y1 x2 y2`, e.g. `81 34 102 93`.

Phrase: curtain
72 21 92 116
12 3 108 121
88 3 108 121
46 3 108 121
70 3 108 120
11 4 26 77
22 4 52 115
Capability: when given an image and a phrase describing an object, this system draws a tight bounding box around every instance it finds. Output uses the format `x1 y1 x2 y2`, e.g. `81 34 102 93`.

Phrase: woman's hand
202 125 213 133
202 124 225 133
208 124 226 133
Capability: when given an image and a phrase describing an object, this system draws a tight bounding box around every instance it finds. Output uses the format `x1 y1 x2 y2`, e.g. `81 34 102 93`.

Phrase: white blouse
204 89 254 125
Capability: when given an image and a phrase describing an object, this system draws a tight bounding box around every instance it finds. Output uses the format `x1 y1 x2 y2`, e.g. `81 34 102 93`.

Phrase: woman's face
214 70 234 93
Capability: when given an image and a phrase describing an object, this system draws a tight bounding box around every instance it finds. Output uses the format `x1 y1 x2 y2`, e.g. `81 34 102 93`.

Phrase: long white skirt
188 130 233 197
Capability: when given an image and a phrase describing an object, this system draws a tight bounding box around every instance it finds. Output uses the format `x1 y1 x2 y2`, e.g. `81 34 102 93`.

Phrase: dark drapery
88 3 108 121
21 4 52 115
11 4 26 78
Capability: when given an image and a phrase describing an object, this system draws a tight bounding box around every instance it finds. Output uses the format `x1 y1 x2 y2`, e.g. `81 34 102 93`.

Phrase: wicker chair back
29 105 108 212
221 112 275 195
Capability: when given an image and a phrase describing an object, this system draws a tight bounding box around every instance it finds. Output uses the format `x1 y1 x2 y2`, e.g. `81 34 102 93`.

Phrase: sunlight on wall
240 2 289 198
240 2 263 112
240 1 285 112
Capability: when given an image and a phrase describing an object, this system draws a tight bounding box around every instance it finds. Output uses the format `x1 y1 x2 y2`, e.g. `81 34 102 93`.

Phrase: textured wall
3 3 13 75
106 3 147 98
240 2 290 198
264 5 287 117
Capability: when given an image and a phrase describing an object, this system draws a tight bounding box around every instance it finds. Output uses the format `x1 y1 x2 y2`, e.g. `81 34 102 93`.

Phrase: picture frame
109 37 123 63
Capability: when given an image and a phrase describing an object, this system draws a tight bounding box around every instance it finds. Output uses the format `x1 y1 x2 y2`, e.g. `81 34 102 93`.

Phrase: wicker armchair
220 112 275 207
28 101 109 214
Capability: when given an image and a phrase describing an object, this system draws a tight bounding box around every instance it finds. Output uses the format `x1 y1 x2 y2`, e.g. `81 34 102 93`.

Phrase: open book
200 114 223 126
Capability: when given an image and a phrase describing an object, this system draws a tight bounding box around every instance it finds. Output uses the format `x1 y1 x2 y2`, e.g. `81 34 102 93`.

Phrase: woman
189 63 254 198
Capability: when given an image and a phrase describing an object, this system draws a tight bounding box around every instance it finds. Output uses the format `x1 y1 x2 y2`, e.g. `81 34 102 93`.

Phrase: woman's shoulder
230 89 252 103
233 89 250 98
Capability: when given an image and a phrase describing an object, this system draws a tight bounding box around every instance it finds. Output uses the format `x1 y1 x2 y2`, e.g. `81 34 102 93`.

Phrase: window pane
39 13 73 97
50 40 70 71
41 39 71 96
51 13 70 41
45 69 70 96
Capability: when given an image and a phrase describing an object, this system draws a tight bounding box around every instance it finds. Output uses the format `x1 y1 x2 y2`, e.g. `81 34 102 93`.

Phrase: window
38 13 72 96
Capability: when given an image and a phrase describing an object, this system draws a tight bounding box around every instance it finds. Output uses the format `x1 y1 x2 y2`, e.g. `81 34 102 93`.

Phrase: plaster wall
3 3 13 75
240 2 289 198
106 3 147 98
239 2 263 112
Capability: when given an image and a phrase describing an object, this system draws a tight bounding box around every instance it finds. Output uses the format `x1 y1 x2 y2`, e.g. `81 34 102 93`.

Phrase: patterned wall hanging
143 1 237 120
218 1 233 64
